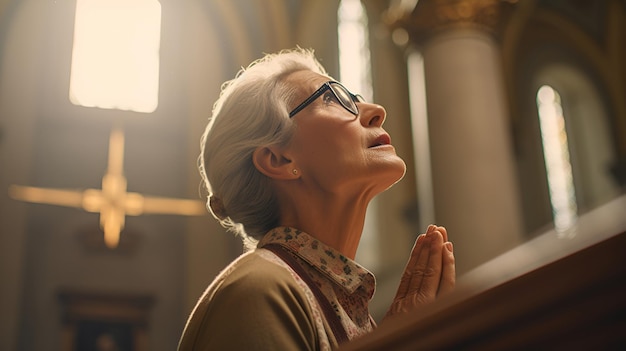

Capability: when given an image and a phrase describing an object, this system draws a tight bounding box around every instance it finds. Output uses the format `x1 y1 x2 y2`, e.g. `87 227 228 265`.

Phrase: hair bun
209 195 228 220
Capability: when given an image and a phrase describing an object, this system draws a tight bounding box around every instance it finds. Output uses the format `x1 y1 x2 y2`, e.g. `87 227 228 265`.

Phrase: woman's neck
278 190 373 260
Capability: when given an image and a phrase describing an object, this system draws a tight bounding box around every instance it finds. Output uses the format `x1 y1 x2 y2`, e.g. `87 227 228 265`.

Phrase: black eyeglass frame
288 81 364 118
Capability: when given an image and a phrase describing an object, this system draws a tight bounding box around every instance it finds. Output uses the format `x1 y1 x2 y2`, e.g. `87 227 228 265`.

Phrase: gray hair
199 48 328 243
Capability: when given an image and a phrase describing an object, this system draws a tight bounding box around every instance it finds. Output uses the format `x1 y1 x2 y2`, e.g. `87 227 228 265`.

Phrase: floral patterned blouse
258 227 377 345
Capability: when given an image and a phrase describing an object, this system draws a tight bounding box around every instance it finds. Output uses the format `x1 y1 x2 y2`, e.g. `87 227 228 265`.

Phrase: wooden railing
342 195 626 350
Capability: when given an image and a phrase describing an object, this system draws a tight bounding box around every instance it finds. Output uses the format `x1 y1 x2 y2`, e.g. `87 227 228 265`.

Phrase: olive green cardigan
178 250 338 350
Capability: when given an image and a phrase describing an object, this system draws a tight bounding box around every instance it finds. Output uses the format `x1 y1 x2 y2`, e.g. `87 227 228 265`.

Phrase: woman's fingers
395 231 429 298
438 241 456 295
387 224 455 319
437 225 448 242
412 228 444 301
395 225 444 300
396 224 437 299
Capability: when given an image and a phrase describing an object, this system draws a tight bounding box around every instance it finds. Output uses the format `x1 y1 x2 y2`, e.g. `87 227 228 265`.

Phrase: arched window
534 64 620 236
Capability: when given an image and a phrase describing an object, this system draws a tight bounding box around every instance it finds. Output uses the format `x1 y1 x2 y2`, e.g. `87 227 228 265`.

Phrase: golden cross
9 127 206 248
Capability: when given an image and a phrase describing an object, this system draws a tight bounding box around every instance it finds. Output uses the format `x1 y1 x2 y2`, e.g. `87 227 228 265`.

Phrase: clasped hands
384 225 456 321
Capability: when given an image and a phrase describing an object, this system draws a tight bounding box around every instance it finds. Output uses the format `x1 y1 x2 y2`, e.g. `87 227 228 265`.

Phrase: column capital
385 0 516 46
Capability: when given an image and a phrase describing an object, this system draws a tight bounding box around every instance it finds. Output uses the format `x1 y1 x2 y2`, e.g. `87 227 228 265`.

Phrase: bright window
69 0 162 113
536 85 578 235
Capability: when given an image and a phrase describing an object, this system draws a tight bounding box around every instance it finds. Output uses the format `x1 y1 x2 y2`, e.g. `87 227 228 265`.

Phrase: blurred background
1 0 624 350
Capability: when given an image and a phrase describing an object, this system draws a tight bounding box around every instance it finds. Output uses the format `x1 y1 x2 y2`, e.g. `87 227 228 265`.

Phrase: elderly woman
178 48 455 350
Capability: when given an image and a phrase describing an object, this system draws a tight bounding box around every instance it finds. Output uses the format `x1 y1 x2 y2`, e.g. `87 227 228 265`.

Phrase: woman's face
284 70 406 197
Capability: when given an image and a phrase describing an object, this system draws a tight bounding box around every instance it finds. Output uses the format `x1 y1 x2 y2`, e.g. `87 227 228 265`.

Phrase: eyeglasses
289 81 364 118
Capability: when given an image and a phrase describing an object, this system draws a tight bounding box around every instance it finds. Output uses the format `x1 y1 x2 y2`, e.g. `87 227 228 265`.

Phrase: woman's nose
359 103 387 127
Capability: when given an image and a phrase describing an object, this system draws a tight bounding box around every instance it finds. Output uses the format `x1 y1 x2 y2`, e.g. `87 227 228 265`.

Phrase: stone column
387 0 524 273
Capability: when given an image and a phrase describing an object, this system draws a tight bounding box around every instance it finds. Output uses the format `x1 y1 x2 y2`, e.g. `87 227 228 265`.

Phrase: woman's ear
252 145 297 180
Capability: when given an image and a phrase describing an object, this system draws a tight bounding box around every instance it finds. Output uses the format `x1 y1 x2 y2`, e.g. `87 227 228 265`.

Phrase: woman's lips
369 133 391 148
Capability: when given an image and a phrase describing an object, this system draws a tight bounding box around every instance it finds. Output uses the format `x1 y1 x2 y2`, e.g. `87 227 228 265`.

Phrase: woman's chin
376 159 407 190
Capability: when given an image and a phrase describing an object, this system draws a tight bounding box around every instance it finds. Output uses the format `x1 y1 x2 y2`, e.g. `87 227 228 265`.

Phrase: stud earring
292 169 299 175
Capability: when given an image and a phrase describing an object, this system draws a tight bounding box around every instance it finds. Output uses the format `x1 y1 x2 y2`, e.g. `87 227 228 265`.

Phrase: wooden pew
342 195 626 350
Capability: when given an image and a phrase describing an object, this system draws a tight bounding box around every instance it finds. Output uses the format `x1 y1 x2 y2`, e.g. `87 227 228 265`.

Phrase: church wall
0 1 42 349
